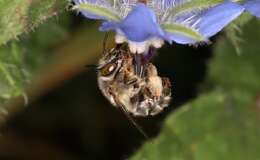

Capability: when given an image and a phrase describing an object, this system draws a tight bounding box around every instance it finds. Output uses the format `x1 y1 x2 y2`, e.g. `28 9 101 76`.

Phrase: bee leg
150 105 163 116
160 77 172 108
134 104 150 116
162 77 172 97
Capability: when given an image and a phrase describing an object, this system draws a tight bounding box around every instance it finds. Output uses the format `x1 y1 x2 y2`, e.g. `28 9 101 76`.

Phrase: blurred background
0 1 260 160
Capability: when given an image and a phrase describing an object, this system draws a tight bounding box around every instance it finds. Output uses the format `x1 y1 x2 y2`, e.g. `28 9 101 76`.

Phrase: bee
97 44 171 117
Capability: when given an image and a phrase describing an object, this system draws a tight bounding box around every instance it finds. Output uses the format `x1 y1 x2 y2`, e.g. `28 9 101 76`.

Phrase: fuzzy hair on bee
97 44 171 117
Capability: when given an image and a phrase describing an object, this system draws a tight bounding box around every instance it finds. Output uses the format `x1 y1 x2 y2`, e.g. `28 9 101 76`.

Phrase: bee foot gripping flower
73 0 260 54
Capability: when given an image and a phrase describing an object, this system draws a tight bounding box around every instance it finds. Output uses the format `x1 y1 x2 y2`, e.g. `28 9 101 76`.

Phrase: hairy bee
97 44 171 117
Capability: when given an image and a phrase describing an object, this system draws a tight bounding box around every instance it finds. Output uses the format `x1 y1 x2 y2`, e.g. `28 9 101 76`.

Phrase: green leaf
131 90 260 160
73 3 121 21
0 13 70 106
209 18 260 94
224 13 254 54
162 23 205 42
0 42 29 102
0 0 67 45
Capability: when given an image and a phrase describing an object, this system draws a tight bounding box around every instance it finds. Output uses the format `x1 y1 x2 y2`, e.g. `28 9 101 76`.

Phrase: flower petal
161 1 244 44
244 0 260 18
165 0 225 20
148 0 188 23
162 23 206 44
101 3 165 42
165 32 199 44
73 0 118 20
196 1 244 37
73 0 138 21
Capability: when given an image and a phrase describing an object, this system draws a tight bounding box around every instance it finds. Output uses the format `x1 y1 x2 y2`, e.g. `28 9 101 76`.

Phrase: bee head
97 45 127 81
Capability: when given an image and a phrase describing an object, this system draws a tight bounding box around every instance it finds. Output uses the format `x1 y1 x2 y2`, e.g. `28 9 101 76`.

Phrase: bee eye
100 62 117 77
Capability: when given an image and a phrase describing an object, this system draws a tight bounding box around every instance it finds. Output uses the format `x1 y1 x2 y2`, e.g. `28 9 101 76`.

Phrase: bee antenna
103 32 109 54
85 64 97 68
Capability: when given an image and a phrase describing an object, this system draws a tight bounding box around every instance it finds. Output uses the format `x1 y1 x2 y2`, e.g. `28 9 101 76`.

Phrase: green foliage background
0 0 67 106
0 1 259 159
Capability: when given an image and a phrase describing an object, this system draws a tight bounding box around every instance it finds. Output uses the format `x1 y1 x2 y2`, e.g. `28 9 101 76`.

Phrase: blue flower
243 0 260 18
73 0 259 54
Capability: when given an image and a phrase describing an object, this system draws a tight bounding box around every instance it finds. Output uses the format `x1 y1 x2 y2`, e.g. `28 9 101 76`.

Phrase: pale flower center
115 34 164 54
